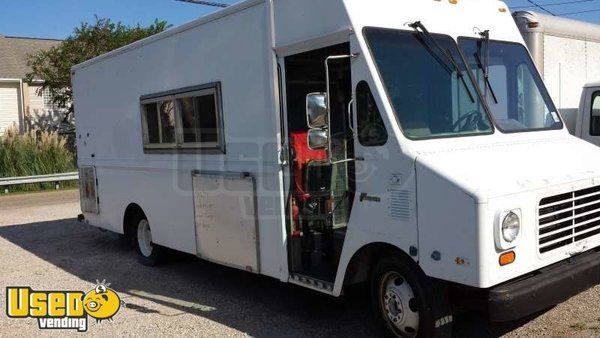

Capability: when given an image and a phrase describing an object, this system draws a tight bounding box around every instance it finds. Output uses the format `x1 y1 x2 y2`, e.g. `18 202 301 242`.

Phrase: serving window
141 83 225 153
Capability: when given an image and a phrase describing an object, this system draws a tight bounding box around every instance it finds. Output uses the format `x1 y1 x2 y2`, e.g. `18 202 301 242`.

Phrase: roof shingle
0 35 61 79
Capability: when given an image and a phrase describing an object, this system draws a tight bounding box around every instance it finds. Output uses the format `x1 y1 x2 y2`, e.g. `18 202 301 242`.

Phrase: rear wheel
134 216 164 266
371 256 452 338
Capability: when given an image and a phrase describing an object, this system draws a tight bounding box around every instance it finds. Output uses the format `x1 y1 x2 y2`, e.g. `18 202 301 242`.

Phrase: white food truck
73 0 600 336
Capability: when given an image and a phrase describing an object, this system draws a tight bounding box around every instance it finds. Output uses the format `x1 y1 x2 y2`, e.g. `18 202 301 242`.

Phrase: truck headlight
502 211 521 243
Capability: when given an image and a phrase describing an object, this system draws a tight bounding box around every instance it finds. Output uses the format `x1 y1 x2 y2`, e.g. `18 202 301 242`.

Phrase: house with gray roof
0 34 62 135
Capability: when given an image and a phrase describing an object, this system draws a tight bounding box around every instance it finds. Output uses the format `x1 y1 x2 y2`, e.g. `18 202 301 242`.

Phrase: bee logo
82 281 123 322
6 280 123 332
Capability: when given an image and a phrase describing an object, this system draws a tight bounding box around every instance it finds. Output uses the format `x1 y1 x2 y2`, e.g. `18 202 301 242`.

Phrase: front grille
538 185 600 254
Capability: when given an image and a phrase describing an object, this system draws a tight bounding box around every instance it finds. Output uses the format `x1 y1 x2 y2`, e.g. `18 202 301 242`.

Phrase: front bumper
488 248 600 322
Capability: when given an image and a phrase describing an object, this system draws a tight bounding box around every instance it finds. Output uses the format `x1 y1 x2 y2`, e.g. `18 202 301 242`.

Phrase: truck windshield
364 28 492 140
459 38 563 132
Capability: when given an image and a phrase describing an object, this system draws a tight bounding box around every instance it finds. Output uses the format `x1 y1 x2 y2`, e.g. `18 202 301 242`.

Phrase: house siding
0 35 61 135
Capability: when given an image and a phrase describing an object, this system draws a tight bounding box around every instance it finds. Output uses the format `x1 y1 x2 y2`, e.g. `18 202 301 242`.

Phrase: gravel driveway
0 190 598 337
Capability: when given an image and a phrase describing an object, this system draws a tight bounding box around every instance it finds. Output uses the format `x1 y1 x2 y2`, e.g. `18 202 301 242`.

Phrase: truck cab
574 82 600 146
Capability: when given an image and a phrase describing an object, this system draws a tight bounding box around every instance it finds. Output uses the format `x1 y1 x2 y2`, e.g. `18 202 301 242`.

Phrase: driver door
335 35 420 284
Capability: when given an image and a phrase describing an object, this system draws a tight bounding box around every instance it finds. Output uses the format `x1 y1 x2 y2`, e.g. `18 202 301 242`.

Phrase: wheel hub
137 219 153 258
384 289 406 324
380 271 419 336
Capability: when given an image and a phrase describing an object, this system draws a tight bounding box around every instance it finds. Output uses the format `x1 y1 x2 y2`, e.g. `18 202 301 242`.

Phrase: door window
590 92 600 136
356 81 388 146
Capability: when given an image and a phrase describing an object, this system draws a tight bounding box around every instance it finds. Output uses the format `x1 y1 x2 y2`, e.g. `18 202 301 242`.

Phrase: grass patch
0 127 77 193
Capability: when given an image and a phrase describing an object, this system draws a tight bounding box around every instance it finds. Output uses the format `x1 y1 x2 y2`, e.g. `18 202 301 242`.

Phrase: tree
26 17 170 134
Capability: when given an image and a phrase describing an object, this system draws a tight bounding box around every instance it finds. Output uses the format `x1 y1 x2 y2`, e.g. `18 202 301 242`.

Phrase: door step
289 273 335 294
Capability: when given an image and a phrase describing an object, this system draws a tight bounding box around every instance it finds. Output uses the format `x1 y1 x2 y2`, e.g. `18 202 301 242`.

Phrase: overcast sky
0 0 598 40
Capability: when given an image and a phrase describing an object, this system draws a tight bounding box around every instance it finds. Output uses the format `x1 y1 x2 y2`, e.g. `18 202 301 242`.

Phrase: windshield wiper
409 21 475 103
475 30 498 104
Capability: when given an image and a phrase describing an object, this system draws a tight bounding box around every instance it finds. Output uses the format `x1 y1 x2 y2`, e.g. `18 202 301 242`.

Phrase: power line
510 0 600 17
512 0 596 9
526 0 558 15
175 0 230 8
560 7 600 14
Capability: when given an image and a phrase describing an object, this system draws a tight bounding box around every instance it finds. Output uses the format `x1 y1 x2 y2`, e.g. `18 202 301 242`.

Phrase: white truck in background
514 11 600 145
576 82 600 146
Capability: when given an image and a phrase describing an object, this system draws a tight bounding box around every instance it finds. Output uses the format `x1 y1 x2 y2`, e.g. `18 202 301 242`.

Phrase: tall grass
0 126 77 191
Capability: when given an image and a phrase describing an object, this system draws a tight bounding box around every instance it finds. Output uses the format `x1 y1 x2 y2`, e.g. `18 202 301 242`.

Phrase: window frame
141 98 178 149
457 37 564 134
362 27 496 141
140 82 225 154
42 88 60 112
590 91 600 136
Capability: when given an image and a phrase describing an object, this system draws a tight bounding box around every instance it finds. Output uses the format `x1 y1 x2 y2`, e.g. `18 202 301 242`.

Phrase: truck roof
585 81 600 88
513 10 600 43
72 0 261 72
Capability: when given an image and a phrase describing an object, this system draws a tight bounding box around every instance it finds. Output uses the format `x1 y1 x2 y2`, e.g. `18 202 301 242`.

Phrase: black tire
370 256 453 338
132 213 165 266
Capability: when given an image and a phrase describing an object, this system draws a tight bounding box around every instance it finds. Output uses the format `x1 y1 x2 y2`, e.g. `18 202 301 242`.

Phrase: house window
42 88 62 111
141 83 225 153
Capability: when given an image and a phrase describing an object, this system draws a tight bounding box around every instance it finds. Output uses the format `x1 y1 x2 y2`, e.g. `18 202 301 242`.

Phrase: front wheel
371 256 453 338
134 216 165 266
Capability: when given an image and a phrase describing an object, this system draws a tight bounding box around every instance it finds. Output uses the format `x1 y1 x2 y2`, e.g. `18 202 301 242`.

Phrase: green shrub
0 127 78 192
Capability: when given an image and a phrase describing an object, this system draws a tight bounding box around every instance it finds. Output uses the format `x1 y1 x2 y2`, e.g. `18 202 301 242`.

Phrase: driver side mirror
306 93 328 129
307 129 328 150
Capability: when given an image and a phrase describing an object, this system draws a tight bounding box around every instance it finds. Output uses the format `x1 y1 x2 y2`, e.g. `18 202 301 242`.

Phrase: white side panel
415 162 481 286
543 35 587 110
0 83 20 135
73 2 285 279
273 0 350 47
74 4 273 163
588 41 600 84
193 172 259 273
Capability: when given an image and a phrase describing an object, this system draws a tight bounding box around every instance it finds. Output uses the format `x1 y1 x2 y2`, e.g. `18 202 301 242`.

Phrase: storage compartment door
192 171 260 273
